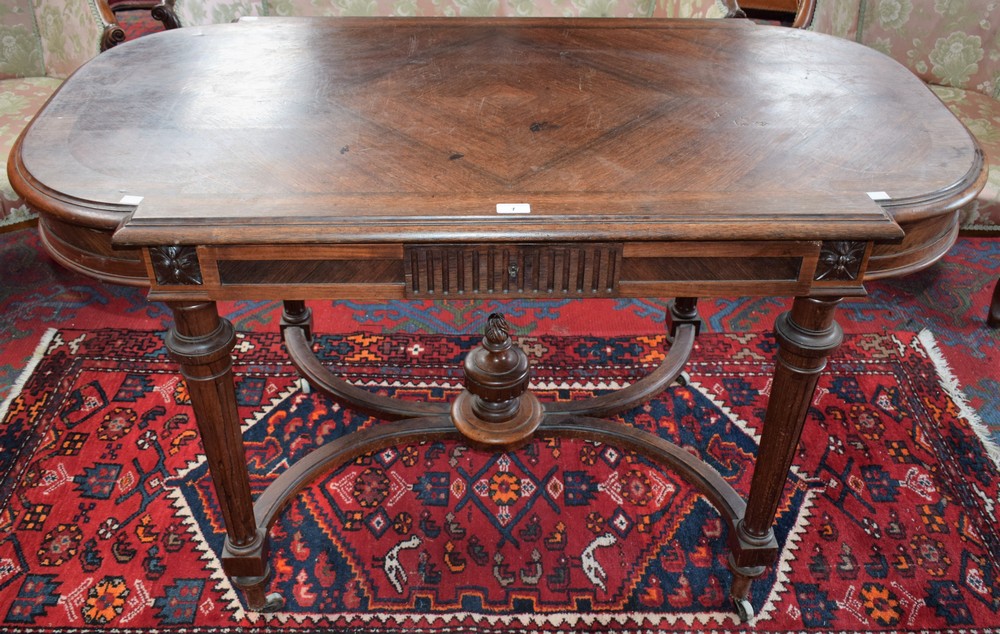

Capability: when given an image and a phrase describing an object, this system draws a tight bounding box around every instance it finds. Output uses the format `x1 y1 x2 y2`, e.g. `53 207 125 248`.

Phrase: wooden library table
10 17 985 620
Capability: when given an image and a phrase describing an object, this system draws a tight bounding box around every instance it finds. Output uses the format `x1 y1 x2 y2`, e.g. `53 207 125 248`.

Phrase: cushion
931 84 1000 232
169 0 262 25
1 77 62 228
858 1 1000 97
651 0 731 18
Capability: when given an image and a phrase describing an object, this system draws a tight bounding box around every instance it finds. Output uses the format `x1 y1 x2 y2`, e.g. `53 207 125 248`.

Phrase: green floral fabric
807 0 861 41
1 0 111 226
172 0 729 22
172 0 264 26
651 0 731 18
1 77 62 227
1 0 109 80
0 0 46 79
33 0 109 79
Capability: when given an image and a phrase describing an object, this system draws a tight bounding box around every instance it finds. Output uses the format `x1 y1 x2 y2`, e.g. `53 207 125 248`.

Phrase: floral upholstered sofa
1 0 123 229
154 0 741 25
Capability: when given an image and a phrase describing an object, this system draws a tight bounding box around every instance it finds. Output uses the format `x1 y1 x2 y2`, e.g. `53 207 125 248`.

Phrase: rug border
917 329 1000 469
0 327 57 422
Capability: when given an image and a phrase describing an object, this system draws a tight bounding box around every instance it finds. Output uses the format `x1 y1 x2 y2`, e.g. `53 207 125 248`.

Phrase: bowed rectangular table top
22 17 984 250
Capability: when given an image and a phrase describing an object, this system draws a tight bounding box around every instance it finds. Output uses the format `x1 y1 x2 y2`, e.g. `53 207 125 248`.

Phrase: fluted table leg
166 301 282 611
729 296 843 620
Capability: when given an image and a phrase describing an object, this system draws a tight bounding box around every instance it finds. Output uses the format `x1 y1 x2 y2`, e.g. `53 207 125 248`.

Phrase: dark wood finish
544 323 696 416
108 0 159 9
452 313 540 444
36 215 145 286
283 323 450 421
10 18 984 285
151 1 181 29
10 18 986 620
791 0 816 28
251 412 750 575
405 243 622 298
728 296 841 609
741 0 797 11
739 0 798 25
95 0 128 51
163 301 279 610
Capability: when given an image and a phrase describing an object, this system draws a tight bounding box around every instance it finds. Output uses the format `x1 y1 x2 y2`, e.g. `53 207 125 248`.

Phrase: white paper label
496 203 531 214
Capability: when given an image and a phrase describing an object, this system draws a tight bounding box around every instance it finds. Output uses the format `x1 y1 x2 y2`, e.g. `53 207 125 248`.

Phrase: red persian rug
0 327 997 632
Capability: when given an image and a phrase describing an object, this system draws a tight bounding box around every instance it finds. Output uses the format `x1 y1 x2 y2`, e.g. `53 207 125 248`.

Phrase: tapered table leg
166 301 282 611
728 296 843 620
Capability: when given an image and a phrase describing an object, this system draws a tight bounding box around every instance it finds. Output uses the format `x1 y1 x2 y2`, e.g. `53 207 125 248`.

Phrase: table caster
256 592 285 612
734 597 754 623
235 568 285 613
300 378 311 394
674 371 690 387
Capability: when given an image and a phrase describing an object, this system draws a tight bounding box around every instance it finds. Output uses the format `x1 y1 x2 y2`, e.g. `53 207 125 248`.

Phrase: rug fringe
0 327 57 422
918 328 1000 469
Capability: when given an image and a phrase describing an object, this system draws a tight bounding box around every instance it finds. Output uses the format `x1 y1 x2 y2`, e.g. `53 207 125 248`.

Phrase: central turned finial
484 313 510 348
451 313 542 446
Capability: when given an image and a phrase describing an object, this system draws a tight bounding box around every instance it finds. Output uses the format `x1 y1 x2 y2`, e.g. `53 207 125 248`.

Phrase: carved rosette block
815 241 866 281
151 246 203 285
451 313 542 446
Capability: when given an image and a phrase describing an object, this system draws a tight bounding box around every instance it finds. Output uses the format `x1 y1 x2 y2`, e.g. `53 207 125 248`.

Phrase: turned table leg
166 301 281 611
729 296 843 620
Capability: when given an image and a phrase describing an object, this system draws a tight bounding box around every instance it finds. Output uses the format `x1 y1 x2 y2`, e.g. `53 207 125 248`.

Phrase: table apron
142 240 873 302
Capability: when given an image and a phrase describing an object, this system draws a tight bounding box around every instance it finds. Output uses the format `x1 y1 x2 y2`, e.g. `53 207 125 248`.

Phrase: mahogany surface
10 17 987 620
13 19 982 251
